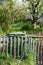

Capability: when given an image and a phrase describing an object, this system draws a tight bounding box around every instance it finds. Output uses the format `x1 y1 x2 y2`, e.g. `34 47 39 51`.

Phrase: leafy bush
33 28 42 33
21 22 33 31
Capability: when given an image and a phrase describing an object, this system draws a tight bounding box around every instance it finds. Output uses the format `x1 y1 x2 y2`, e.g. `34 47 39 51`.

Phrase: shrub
33 28 42 33
21 22 33 31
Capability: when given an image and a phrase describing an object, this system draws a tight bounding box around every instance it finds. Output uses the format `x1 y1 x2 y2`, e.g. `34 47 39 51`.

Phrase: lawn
0 50 36 65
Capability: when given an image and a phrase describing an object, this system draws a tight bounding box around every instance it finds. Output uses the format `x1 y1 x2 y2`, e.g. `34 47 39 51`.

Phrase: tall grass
0 49 36 65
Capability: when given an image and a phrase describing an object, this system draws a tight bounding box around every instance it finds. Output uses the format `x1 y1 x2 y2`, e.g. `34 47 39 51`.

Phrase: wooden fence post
3 37 5 54
29 38 31 50
10 36 12 56
30 38 32 50
0 36 1 54
35 39 37 64
38 40 40 64
6 36 8 56
18 37 20 58
25 37 27 55
41 40 42 64
21 37 23 59
14 36 16 58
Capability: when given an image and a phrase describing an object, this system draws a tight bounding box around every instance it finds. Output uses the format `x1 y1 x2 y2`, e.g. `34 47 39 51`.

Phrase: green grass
0 50 36 65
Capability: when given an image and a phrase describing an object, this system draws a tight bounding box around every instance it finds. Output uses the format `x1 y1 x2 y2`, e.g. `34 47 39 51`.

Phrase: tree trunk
33 22 37 29
32 3 38 29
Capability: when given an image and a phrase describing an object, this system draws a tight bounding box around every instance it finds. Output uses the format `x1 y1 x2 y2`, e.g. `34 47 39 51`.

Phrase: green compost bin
7 32 25 57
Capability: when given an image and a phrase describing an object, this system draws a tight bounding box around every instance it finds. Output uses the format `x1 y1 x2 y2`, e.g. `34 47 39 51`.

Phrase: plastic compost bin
7 32 25 57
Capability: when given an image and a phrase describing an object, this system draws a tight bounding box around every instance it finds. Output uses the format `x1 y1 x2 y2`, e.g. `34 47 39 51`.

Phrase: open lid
7 32 25 36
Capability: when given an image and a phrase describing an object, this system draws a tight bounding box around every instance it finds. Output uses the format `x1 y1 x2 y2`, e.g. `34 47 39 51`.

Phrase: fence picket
25 37 28 55
41 41 42 64
14 37 16 58
10 36 12 56
6 37 8 56
0 36 1 53
0 35 43 65
3 37 5 54
18 37 20 58
21 37 23 59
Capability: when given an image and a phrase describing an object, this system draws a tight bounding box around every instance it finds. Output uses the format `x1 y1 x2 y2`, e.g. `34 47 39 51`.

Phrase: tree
1 0 43 33
0 5 11 32
25 0 43 28
0 0 13 32
0 0 17 32
0 0 29 32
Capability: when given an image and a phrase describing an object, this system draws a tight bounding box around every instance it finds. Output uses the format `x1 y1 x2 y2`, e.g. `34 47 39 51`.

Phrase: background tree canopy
0 0 43 33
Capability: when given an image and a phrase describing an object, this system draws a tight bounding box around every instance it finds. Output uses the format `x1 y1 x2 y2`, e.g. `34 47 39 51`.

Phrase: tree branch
35 1 40 8
37 13 43 21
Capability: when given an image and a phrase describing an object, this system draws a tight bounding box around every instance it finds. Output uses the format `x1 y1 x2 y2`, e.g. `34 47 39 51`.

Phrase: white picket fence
0 35 43 65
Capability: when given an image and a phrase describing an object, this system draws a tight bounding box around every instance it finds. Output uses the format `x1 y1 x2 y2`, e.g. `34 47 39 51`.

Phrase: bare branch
35 1 40 8
38 13 43 20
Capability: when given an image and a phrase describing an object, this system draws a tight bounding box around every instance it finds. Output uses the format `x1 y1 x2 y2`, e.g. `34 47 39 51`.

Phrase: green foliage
33 28 42 33
0 0 43 33
8 22 42 34
21 22 33 31
0 0 29 33
0 26 3 34
0 5 11 32
0 51 35 65
23 51 35 65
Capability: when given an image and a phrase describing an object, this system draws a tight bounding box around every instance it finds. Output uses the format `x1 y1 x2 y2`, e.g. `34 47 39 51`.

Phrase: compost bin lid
7 32 25 36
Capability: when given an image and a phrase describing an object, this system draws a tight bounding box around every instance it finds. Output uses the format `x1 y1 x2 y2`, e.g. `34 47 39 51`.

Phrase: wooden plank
21 37 23 59
25 37 28 55
29 38 31 50
35 39 37 64
10 36 12 56
18 37 20 58
41 41 43 64
38 40 40 64
6 37 8 56
3 37 5 54
30 38 34 51
14 37 16 58
0 37 1 54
